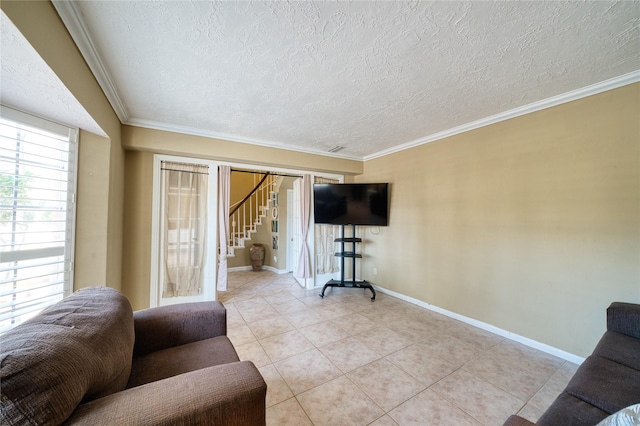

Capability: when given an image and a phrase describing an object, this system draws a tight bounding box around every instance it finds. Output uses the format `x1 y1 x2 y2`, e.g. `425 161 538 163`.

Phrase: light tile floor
218 271 578 426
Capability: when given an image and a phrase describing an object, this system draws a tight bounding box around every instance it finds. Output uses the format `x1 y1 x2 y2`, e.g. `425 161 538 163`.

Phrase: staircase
227 173 278 257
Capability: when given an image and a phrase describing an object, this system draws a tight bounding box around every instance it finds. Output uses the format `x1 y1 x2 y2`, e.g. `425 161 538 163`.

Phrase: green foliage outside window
0 172 33 222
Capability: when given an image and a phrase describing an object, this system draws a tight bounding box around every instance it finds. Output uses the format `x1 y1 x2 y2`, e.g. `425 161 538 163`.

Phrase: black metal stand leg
319 283 329 298
319 225 376 302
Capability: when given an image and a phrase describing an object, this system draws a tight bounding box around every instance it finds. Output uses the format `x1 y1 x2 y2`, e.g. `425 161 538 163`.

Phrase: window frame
0 105 77 332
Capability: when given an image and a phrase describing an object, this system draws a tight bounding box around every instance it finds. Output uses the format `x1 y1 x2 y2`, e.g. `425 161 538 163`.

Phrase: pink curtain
295 174 312 278
217 165 230 291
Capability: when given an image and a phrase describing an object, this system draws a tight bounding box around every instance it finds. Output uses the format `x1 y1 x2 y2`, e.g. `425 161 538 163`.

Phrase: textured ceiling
55 2 640 158
0 12 105 136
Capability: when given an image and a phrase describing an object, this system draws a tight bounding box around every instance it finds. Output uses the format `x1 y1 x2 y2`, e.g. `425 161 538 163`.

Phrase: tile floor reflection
218 270 577 426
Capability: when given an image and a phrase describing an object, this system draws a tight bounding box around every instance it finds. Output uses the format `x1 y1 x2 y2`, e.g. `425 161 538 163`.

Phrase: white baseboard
227 265 289 274
373 285 585 365
227 266 252 273
264 266 289 274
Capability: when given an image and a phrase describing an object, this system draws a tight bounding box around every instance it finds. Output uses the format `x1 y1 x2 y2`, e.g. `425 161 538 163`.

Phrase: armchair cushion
0 287 134 426
127 335 240 388
65 361 267 426
132 301 226 357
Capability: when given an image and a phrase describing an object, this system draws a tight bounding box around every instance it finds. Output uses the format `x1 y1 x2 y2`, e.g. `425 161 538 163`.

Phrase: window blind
0 107 77 333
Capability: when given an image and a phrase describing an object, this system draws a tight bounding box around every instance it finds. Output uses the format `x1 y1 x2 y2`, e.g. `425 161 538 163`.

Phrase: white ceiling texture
25 2 640 159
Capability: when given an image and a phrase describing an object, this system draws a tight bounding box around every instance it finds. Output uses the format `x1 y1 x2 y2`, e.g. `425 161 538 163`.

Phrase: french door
150 155 217 307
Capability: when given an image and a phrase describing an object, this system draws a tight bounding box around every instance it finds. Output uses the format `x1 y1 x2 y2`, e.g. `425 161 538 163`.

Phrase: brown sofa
505 302 640 425
1 287 266 425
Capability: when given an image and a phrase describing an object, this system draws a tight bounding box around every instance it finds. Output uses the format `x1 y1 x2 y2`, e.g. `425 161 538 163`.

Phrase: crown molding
364 70 640 161
126 118 363 161
52 0 129 122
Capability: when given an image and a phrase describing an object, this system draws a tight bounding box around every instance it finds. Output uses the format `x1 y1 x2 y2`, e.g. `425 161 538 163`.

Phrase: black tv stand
319 224 376 302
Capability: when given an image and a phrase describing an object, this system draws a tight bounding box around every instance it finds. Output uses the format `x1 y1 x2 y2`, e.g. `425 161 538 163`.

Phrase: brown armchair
1 287 266 426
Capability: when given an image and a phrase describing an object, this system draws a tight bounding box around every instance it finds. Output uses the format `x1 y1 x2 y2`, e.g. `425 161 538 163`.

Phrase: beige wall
75 131 109 288
358 83 640 357
122 151 154 309
2 1 125 291
230 172 261 206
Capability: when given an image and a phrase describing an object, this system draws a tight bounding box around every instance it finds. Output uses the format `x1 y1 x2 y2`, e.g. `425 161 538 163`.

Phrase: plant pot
249 243 265 272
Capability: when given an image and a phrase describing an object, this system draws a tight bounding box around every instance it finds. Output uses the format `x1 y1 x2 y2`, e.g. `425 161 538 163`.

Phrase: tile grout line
223 271 569 425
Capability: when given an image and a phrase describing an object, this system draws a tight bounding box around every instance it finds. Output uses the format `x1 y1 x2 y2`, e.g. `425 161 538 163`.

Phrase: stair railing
228 173 277 250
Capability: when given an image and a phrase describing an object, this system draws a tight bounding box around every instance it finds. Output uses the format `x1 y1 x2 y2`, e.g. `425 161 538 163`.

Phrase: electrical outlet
273 256 277 262
373 267 377 275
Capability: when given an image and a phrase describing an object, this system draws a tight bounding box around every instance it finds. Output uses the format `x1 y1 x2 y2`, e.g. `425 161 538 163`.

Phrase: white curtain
295 174 312 278
315 177 340 274
315 226 339 274
162 162 208 297
217 165 230 291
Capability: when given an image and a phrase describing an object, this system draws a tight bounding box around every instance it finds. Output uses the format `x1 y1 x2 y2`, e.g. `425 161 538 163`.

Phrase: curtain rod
160 167 209 175
160 161 209 175
231 168 302 179
161 160 209 168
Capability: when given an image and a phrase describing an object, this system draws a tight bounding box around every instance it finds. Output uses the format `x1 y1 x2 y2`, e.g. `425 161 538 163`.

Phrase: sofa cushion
607 302 640 339
127 335 240 389
0 287 134 426
592 331 640 370
538 392 610 425
565 355 640 415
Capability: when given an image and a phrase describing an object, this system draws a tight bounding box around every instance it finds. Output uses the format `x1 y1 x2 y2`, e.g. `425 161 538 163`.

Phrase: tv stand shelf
319 225 375 302
334 252 362 258
335 238 361 243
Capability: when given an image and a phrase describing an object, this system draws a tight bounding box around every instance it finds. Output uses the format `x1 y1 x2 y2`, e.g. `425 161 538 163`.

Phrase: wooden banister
229 172 270 217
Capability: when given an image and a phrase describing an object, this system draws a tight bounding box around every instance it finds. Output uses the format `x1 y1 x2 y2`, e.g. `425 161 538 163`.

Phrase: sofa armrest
503 415 536 426
64 361 266 426
133 301 227 356
607 302 640 339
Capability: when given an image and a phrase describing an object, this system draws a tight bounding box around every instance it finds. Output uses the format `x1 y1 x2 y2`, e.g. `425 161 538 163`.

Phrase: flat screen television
313 183 389 226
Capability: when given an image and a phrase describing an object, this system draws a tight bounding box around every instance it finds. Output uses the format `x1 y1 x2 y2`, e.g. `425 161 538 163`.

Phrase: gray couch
1 286 267 425
505 302 640 425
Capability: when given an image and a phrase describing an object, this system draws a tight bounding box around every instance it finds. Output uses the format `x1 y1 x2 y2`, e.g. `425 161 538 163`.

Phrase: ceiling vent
328 146 344 153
